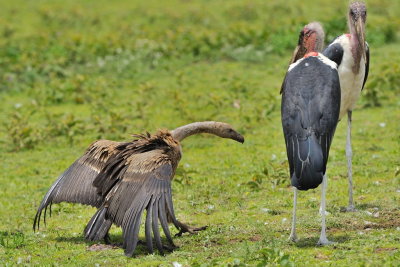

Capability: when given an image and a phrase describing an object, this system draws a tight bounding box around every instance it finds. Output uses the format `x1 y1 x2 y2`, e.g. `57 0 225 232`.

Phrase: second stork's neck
348 21 363 74
171 121 224 142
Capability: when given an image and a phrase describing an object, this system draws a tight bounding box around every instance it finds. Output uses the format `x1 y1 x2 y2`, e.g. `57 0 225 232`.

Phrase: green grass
1 0 400 266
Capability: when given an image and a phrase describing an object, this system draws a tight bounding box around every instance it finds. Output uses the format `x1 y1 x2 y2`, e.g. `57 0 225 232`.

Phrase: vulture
322 1 369 212
34 121 244 256
281 22 342 245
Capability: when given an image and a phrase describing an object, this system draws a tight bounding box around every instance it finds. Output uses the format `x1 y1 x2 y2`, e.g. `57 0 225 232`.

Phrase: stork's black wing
33 140 120 230
322 43 344 66
281 55 341 190
84 148 181 256
362 43 369 90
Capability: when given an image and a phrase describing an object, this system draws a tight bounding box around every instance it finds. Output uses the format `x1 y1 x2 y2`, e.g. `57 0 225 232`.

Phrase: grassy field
1 0 399 266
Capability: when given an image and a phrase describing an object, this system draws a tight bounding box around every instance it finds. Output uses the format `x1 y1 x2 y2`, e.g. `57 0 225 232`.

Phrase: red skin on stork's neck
347 12 366 74
303 32 318 54
345 33 363 74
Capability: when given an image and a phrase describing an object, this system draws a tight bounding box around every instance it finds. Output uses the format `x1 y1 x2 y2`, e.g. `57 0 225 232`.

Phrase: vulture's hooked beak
235 134 245 144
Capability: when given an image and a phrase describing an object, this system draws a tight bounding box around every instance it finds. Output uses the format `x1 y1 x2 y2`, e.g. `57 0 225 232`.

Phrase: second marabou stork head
348 1 367 60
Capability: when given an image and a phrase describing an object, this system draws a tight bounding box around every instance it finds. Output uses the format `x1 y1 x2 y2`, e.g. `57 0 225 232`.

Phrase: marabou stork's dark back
281 22 343 245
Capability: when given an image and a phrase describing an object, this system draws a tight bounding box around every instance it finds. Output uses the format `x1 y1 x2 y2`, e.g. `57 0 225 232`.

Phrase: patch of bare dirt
374 247 398 253
331 209 400 232
315 253 329 260
87 244 119 251
249 234 262 242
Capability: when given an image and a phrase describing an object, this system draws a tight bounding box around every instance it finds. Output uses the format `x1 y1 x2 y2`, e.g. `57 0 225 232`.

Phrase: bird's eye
350 10 354 16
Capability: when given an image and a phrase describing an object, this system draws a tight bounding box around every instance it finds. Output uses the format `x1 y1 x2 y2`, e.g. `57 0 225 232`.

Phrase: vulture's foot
162 244 177 252
175 221 207 237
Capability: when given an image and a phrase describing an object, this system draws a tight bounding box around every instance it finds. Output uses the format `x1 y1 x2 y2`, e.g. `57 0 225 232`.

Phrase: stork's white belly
334 35 366 120
338 63 365 119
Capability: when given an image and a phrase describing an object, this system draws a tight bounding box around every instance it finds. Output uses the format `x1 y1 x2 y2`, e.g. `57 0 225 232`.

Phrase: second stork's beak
355 19 366 60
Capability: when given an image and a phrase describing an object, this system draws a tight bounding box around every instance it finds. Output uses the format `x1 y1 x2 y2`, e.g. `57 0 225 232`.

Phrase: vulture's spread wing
84 146 181 256
33 140 120 230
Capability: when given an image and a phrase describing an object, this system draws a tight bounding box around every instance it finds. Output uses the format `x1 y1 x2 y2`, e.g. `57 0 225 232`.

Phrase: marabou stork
281 23 342 245
34 121 244 257
322 1 369 212
289 22 325 65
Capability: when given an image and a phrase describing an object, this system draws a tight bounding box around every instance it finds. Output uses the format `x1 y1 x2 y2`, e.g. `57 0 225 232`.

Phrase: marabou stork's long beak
355 19 366 60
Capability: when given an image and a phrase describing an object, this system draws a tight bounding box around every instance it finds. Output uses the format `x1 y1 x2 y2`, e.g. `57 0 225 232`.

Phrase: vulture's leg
317 175 334 245
174 221 208 237
345 110 357 212
104 233 111 244
289 187 298 242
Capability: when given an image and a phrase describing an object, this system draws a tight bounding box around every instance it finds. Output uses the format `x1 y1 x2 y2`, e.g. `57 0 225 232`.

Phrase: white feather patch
287 53 337 72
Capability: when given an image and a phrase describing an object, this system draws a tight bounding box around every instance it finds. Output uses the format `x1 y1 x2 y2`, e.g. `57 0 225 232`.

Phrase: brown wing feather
33 140 120 230
84 132 181 256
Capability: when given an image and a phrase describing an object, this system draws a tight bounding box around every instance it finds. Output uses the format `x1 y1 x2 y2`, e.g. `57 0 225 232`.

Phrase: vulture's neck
171 121 224 142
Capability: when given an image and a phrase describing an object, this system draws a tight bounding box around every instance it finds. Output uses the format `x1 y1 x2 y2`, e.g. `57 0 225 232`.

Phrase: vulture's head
214 123 245 143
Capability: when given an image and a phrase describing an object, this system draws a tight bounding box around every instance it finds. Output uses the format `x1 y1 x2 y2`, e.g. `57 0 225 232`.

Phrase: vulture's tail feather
84 207 112 241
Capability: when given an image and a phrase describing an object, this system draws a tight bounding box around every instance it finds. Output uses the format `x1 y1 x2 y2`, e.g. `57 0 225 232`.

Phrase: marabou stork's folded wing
281 56 341 190
33 140 120 230
84 149 180 256
362 43 369 90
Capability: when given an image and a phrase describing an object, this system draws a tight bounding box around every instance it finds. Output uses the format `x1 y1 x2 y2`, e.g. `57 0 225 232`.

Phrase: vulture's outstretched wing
33 140 120 230
84 148 180 256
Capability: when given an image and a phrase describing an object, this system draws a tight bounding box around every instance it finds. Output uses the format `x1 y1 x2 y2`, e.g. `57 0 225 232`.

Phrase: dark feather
362 43 369 90
33 140 120 231
85 131 181 256
145 198 154 253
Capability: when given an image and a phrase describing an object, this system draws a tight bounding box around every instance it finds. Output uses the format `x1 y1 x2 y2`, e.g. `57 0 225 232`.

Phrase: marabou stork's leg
289 187 298 242
317 175 334 245
345 111 357 212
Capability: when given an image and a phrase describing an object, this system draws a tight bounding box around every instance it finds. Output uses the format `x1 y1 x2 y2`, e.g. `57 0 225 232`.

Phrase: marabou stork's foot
341 205 357 212
319 207 330 216
317 237 335 246
175 222 208 237
288 234 298 243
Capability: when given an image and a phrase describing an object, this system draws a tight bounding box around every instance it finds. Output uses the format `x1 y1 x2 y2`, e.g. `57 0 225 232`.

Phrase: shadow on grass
293 235 351 248
54 234 177 256
339 203 382 212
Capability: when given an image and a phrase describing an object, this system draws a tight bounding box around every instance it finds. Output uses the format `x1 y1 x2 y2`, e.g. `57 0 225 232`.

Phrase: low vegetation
0 0 399 266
